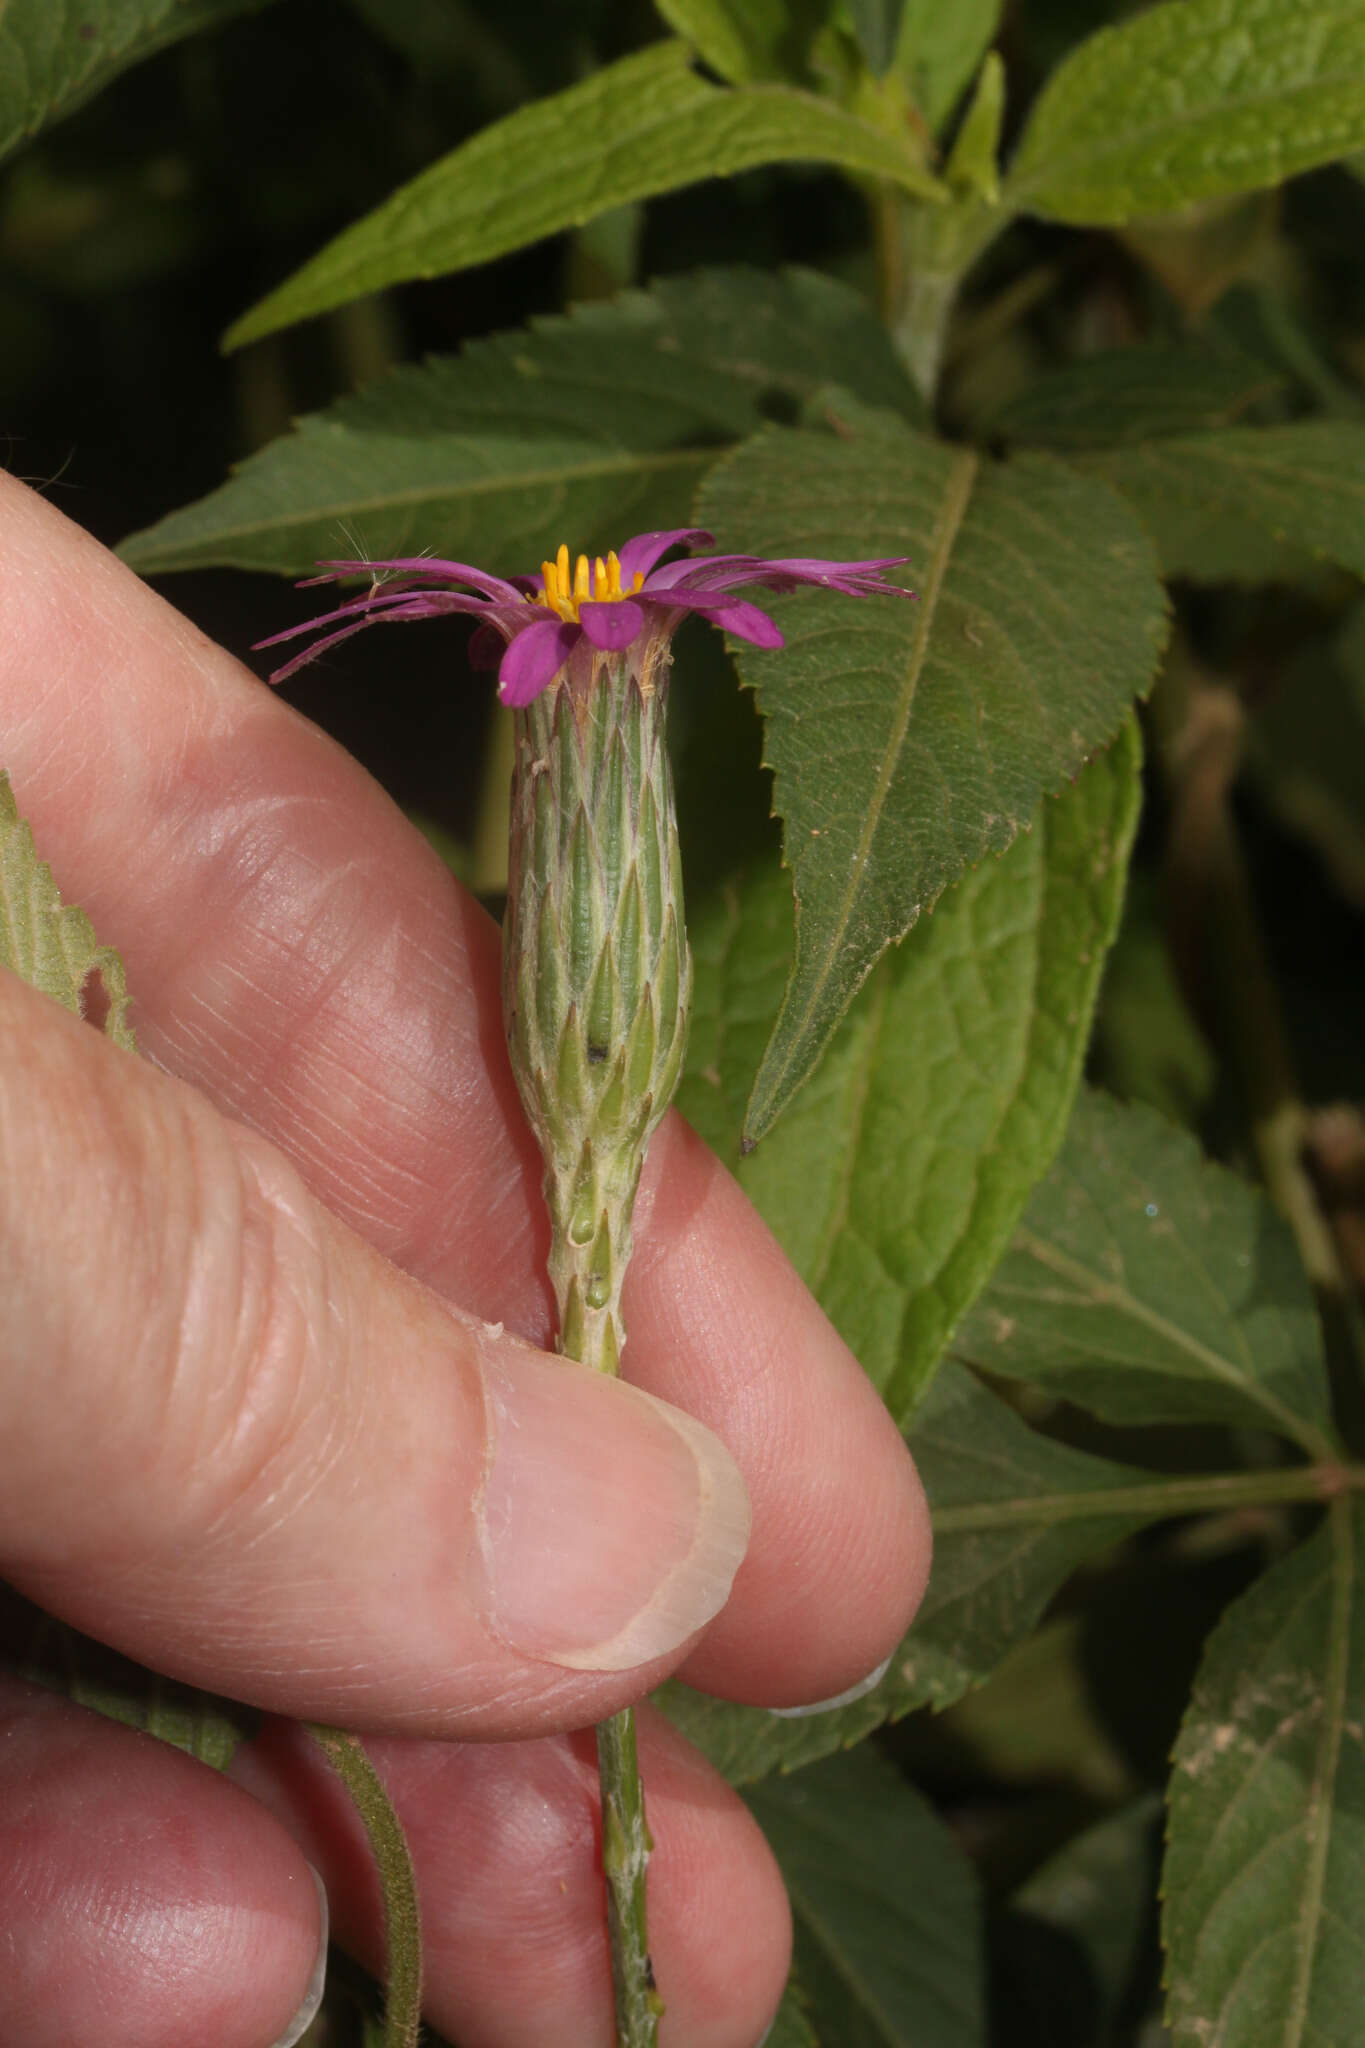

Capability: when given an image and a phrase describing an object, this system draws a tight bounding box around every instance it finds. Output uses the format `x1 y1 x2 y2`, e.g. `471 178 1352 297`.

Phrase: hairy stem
306 1725 422 2048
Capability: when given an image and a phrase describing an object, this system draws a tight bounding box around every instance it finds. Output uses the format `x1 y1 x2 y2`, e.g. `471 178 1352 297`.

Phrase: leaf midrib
749 446 979 1138
1010 1224 1332 1456
122 445 716 565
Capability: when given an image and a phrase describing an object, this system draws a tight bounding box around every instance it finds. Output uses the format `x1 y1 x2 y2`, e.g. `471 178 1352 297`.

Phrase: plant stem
555 1213 662 2047
306 1724 423 2048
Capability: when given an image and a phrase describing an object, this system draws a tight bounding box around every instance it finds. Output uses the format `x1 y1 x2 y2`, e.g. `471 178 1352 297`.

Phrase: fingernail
476 1348 751 1670
766 1651 894 1719
268 1863 328 2048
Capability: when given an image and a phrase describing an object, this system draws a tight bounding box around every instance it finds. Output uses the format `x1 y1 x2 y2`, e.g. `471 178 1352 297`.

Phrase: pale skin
0 470 932 2048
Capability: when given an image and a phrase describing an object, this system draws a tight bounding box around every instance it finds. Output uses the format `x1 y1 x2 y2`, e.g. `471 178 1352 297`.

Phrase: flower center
536 544 645 623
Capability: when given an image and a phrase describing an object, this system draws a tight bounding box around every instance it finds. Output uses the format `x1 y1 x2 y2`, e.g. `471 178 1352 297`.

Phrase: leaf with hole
0 770 135 1050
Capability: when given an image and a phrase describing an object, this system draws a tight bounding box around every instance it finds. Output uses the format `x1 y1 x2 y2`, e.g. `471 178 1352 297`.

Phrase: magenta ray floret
255 527 913 704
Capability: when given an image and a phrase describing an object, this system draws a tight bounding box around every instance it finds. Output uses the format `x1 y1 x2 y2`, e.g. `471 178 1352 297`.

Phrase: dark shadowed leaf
0 0 274 166
657 1364 1158 1783
988 344 1283 451
120 267 920 579
748 1746 985 2047
1078 421 1365 584
954 1088 1336 1454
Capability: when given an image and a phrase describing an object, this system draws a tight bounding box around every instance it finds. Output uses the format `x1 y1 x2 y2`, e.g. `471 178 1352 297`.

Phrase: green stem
306 1724 423 2048
557 1210 661 2048
930 1457 1365 1536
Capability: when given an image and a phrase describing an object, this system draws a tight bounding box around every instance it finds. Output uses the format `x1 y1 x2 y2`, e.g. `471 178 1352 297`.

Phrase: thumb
0 970 750 1736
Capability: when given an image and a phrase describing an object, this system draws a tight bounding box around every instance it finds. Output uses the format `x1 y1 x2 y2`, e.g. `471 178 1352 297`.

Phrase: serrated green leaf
988 343 1284 451
746 1747 985 2047
657 1364 1158 1783
0 0 273 166
0 770 135 1050
224 41 943 349
893 0 1002 132
120 266 920 578
682 719 1143 1416
954 1088 1336 1454
1164 1501 1365 2048
695 419 1166 1142
654 0 831 84
1006 0 1365 227
1078 420 1365 584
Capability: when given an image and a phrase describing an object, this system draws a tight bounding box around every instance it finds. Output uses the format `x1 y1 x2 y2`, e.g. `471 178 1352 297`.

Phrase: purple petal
578 599 645 651
311 556 525 602
262 616 396 685
254 588 465 650
467 622 505 670
654 553 911 596
661 593 785 648
497 618 582 706
616 528 714 583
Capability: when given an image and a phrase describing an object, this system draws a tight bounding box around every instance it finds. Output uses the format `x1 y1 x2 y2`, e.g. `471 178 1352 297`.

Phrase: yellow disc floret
537 545 645 622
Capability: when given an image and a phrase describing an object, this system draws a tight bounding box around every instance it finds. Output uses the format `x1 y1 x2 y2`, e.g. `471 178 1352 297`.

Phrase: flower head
256 527 913 704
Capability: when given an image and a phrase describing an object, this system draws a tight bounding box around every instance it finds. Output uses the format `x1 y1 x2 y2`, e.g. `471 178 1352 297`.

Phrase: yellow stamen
534 543 641 621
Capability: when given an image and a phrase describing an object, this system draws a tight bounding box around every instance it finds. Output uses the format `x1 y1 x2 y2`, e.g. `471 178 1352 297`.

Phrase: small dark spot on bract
587 1043 608 1064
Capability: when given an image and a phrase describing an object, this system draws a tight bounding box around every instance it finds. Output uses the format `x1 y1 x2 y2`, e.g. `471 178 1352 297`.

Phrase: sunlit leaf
120 266 920 579
224 41 943 348
955 1088 1336 1454
695 411 1165 1140
1165 1502 1365 2048
1006 0 1365 226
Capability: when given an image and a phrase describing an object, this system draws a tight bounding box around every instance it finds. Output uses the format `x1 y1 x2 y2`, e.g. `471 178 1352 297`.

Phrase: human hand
0 472 931 2048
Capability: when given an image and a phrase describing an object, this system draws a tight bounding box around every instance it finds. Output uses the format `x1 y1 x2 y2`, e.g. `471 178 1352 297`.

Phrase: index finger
0 471 929 1707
